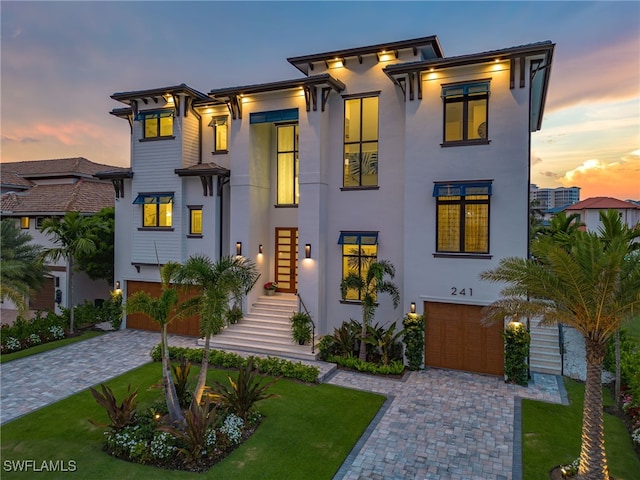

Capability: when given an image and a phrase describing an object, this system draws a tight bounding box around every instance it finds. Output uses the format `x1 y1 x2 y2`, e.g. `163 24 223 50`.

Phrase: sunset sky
1 1 639 200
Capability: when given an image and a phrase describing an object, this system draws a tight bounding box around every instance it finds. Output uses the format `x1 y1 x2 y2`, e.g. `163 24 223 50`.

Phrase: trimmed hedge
327 354 405 375
150 345 319 383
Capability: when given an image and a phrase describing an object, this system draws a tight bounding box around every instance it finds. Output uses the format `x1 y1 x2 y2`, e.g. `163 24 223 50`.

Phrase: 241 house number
451 287 473 296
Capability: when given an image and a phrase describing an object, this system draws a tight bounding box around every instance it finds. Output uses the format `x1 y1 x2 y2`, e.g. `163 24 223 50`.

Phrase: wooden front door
275 227 298 293
424 301 504 376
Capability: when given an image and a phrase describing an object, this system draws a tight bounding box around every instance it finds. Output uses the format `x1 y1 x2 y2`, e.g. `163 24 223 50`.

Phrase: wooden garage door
425 302 503 376
29 276 55 311
126 281 201 336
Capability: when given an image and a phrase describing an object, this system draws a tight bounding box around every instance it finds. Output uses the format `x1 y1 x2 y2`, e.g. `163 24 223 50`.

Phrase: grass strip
1 362 385 479
522 377 639 479
0 330 105 364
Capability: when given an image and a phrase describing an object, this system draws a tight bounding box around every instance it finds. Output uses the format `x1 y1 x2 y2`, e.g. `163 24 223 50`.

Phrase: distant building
530 184 580 210
0 157 115 312
563 196 640 232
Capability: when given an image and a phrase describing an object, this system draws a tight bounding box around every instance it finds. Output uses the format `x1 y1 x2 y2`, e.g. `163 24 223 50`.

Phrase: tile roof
1 180 114 215
564 197 640 211
0 170 33 189
0 157 117 179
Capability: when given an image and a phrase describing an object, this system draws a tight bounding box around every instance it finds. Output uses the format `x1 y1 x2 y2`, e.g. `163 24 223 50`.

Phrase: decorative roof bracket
200 175 214 196
226 95 242 120
111 179 125 199
321 87 332 111
304 85 318 112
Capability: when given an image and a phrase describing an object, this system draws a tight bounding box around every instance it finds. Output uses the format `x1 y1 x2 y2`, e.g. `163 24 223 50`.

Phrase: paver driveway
0 329 564 479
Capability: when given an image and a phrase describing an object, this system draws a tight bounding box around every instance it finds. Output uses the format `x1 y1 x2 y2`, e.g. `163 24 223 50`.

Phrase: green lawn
1 362 385 479
0 330 105 364
522 377 640 479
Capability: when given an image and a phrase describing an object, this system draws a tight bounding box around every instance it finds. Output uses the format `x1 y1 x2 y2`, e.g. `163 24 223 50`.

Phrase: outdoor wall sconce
305 244 311 259
259 244 263 254
410 302 416 314
236 242 242 256
115 281 121 290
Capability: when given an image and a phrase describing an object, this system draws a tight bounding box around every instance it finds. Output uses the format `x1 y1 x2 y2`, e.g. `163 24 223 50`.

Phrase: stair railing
558 323 564 376
296 293 316 354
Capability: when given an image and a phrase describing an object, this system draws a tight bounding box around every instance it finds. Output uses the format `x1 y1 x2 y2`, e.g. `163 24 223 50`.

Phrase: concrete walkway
0 329 564 479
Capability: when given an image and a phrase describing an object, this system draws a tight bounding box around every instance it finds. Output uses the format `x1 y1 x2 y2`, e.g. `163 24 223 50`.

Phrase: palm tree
537 211 584 248
40 212 96 333
340 260 400 361
125 262 185 424
0 219 47 314
481 232 640 480
174 255 260 404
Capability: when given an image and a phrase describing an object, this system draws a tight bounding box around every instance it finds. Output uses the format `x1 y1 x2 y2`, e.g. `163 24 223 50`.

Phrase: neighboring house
563 196 640 232
99 35 555 375
1 157 115 312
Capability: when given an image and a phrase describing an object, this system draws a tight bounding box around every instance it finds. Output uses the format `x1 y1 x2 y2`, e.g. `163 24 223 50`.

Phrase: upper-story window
338 231 378 301
210 116 228 153
277 124 299 206
133 193 174 228
189 206 203 235
434 181 492 255
343 95 379 187
442 82 489 146
20 217 30 229
136 110 174 140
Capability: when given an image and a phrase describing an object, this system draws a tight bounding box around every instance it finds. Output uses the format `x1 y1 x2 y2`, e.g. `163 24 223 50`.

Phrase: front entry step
201 293 318 361
529 323 562 375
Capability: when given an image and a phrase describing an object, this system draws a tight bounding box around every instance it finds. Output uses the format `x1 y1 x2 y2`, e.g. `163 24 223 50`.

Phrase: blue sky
2 1 639 199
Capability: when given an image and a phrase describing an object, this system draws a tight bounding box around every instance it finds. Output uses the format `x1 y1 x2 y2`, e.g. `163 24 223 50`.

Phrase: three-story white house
99 35 555 375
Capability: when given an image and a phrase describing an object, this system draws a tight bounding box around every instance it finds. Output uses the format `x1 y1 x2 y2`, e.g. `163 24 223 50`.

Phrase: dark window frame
435 194 491 255
441 81 490 146
210 116 229 154
188 205 203 237
276 122 299 206
343 94 379 188
338 231 378 302
137 110 175 140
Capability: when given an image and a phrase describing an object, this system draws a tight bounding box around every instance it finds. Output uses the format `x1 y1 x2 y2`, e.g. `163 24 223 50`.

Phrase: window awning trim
250 108 299 124
442 82 490 98
432 181 492 197
133 110 174 121
133 193 174 204
337 231 378 245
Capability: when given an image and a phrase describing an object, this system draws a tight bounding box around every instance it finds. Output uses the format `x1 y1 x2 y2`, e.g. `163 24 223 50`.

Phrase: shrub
328 354 405 375
172 360 193 408
0 310 66 353
317 335 337 360
89 384 138 432
503 322 530 386
402 313 425 370
290 311 312 345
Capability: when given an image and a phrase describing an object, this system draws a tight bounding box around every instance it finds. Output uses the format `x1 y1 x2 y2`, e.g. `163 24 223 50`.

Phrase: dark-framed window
35 217 47 229
189 206 203 235
343 95 379 187
209 116 228 153
277 123 299 206
133 193 174 228
338 231 378 301
442 81 489 145
136 110 174 139
434 182 492 254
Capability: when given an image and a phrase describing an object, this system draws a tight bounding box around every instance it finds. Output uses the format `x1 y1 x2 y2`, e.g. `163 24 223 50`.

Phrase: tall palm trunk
193 333 212 404
577 339 609 480
68 256 75 334
161 325 184 424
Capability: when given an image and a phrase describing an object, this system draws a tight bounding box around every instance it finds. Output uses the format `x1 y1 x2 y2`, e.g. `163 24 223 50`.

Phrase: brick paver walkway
0 329 564 479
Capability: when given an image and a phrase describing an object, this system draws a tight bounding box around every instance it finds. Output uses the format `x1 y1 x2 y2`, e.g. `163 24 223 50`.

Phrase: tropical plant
174 255 260 404
290 311 312 345
172 360 193 409
158 396 224 465
481 231 640 480
503 321 530 386
74 206 115 282
40 212 96 333
125 262 186 424
88 383 138 432
340 260 400 361
0 219 47 314
364 321 404 366
536 211 584 248
208 358 277 421
331 319 361 357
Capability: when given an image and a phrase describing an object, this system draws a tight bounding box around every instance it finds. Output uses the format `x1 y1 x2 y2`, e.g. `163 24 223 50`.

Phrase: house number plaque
450 287 473 296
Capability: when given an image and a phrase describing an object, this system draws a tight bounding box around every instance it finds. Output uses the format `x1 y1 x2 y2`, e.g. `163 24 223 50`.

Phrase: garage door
425 302 503 376
126 281 201 336
29 276 55 311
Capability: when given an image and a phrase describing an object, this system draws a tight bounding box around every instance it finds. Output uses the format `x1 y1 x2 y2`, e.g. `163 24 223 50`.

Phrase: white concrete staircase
529 323 563 375
204 293 318 361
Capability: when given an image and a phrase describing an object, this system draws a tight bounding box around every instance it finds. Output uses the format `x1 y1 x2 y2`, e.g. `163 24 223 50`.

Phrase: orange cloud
558 152 640 200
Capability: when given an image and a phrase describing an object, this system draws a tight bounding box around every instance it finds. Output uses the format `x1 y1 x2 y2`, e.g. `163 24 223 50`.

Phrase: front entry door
275 227 298 293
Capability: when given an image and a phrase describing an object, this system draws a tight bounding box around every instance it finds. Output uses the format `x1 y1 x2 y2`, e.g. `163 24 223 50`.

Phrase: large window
133 193 174 228
137 110 174 139
442 82 489 145
277 124 299 205
343 96 378 187
210 116 228 153
434 182 491 254
338 231 378 301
